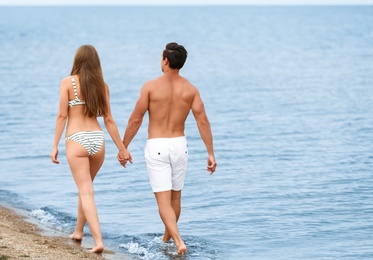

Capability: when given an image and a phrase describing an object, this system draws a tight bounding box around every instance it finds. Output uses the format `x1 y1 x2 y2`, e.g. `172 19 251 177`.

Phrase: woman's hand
117 149 132 168
50 147 59 164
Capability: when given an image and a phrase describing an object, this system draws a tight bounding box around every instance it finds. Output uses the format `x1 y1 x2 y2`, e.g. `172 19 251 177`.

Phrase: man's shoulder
142 75 167 89
146 75 165 85
180 77 198 92
141 78 158 89
143 75 197 92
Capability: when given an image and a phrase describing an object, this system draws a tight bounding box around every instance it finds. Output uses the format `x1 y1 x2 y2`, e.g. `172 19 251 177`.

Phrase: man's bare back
123 60 209 146
146 73 197 139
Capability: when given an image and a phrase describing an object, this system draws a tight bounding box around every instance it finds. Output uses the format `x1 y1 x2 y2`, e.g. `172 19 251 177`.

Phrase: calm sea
1 5 373 260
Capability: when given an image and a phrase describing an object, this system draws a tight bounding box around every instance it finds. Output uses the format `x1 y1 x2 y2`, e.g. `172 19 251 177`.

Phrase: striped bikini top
68 76 86 107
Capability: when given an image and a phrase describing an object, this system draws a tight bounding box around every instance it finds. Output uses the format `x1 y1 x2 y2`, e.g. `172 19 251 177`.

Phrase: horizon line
0 3 372 5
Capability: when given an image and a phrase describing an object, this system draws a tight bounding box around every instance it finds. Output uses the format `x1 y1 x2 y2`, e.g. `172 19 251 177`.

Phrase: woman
50 45 131 253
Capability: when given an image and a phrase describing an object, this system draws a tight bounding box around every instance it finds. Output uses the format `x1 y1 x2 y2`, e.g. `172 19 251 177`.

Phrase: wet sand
0 206 107 260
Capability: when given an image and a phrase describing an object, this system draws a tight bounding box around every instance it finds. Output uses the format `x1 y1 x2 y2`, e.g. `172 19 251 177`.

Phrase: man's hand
117 149 133 168
207 154 216 174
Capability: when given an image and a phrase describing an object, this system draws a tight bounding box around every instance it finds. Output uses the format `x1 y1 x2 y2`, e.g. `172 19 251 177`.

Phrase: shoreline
0 205 129 260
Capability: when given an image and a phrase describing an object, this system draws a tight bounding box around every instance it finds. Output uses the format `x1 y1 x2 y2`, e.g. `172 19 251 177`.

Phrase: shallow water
1 5 373 259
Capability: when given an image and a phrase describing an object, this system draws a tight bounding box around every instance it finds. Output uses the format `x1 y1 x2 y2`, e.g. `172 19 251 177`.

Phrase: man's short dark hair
162 42 188 70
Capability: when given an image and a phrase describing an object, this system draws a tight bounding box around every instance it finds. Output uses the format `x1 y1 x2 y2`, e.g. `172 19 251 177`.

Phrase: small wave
30 208 56 224
119 235 174 260
29 207 73 232
0 189 23 206
118 234 220 259
119 242 156 259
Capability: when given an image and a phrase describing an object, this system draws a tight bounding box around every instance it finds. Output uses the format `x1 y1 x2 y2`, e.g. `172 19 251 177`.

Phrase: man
119 42 216 254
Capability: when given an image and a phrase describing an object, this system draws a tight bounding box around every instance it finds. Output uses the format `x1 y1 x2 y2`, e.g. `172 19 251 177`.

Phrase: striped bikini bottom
66 131 104 156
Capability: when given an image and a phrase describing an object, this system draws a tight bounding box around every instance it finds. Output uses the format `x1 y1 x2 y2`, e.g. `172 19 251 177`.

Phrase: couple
50 43 217 254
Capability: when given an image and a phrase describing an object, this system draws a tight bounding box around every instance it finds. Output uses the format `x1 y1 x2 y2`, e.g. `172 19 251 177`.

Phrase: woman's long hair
70 45 108 117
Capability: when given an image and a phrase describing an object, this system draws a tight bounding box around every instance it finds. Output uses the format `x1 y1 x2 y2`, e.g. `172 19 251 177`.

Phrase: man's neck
163 67 180 76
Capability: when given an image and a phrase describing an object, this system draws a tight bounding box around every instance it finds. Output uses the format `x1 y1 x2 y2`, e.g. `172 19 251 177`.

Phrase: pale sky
0 0 372 5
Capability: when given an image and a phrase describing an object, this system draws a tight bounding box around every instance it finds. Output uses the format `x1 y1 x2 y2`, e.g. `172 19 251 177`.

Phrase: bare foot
176 242 187 255
69 232 83 241
90 245 104 253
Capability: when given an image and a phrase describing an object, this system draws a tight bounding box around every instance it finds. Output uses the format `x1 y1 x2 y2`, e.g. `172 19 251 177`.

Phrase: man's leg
162 190 181 242
155 191 186 254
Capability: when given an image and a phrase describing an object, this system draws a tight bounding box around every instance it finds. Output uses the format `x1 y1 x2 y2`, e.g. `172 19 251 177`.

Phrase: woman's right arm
50 79 69 164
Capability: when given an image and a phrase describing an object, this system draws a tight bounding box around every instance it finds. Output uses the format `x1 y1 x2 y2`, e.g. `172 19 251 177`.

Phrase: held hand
207 154 216 175
50 148 59 164
117 149 133 168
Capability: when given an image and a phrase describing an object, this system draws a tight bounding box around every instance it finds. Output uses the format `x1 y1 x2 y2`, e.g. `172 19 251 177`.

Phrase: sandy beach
0 206 108 260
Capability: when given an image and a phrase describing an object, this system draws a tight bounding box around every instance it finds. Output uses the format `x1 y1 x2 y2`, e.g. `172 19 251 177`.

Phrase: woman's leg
70 144 105 241
69 195 85 241
66 140 105 253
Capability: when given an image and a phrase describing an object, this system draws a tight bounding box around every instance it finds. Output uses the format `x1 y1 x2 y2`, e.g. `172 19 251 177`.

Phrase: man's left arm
191 89 217 174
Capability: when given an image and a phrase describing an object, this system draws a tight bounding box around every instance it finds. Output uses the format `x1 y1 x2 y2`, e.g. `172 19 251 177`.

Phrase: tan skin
119 57 216 254
51 75 131 253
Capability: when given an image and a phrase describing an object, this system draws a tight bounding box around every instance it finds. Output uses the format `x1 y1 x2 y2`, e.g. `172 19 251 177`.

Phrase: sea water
1 5 373 259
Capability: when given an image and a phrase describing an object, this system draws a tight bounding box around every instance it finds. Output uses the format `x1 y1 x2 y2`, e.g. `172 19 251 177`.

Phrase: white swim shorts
144 136 188 193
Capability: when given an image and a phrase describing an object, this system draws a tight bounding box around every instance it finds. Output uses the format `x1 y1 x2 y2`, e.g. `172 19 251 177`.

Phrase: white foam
29 208 56 224
29 208 70 232
119 242 155 260
151 236 163 243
